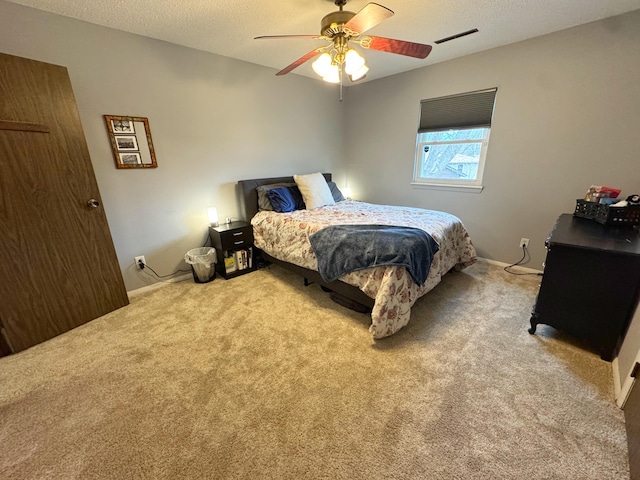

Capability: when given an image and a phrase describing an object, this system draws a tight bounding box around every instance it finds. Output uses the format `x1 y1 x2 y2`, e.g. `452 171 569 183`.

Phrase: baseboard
477 257 543 275
127 273 193 299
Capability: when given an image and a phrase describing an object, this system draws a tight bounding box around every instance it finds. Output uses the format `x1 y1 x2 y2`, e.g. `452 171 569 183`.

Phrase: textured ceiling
7 0 640 83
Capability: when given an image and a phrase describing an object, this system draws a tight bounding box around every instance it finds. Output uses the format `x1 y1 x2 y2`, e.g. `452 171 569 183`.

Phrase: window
415 127 490 186
413 88 497 192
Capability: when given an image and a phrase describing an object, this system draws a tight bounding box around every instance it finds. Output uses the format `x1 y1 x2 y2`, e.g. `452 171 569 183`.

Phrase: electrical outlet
134 256 146 270
520 238 530 249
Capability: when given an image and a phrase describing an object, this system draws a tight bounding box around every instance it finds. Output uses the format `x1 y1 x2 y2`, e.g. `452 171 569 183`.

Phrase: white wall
0 0 345 291
344 11 640 270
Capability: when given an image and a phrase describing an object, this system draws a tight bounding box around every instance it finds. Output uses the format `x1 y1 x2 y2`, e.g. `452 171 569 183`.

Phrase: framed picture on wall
115 135 139 151
110 119 135 133
119 152 142 165
104 115 157 169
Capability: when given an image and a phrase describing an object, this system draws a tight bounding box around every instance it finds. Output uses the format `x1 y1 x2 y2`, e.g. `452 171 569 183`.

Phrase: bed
238 173 477 339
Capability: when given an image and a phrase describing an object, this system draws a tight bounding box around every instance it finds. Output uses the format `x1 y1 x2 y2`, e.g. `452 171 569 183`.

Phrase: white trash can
184 247 217 283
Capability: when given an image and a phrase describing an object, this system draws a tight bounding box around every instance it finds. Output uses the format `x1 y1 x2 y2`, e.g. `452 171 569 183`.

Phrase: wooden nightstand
209 221 256 279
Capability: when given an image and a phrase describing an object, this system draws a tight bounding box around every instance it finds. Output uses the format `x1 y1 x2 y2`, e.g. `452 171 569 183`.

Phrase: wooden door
625 370 640 479
0 53 128 353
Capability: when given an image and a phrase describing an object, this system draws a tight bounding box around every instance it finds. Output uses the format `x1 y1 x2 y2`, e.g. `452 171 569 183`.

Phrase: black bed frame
237 173 375 310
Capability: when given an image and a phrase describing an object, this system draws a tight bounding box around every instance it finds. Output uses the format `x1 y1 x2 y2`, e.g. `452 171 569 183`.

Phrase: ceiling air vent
434 28 479 45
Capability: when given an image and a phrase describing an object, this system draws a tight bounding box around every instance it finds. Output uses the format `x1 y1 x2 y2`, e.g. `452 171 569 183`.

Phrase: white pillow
293 172 336 210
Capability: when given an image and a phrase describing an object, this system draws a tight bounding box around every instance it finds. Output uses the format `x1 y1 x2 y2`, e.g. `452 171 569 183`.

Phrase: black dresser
529 214 640 361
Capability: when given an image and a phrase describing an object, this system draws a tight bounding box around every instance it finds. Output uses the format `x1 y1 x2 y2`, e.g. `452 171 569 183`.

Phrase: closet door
0 53 128 353
626 372 640 480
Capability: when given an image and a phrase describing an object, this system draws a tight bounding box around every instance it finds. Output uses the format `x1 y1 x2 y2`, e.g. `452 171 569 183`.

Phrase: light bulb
344 49 365 75
322 64 340 84
350 64 369 82
312 53 332 77
207 207 219 227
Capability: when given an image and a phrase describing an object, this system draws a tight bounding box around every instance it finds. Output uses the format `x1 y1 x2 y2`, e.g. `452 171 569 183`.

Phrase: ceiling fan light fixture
323 63 341 83
312 52 332 77
350 64 369 81
344 48 365 75
257 1 432 95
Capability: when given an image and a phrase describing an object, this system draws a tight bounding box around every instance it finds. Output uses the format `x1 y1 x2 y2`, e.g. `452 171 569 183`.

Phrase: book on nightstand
224 252 236 273
240 249 247 269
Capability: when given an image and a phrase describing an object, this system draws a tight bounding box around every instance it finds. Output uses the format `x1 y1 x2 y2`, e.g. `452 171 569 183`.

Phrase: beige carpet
0 261 629 479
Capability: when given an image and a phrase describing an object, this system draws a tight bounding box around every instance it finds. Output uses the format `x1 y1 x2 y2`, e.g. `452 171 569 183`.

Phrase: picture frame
119 152 142 165
104 115 157 169
110 119 135 134
115 135 139 151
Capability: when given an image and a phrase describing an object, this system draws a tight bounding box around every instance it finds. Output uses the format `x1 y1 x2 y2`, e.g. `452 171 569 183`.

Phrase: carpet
0 261 628 479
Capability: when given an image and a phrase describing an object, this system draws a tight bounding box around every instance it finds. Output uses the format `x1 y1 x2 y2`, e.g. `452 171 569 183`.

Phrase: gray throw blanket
309 224 440 286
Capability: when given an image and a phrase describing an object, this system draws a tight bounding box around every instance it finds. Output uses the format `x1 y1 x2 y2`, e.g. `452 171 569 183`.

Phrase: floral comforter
251 200 477 339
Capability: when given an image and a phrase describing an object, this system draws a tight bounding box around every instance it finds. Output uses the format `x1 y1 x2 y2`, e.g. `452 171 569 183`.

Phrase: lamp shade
344 49 365 75
350 64 369 82
207 207 219 227
323 64 340 84
312 53 332 77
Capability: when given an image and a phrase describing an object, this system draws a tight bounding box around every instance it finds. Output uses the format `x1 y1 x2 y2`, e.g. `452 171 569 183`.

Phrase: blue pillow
266 186 306 213
327 181 345 202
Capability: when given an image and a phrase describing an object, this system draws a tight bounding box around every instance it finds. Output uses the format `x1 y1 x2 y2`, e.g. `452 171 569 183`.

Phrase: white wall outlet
134 256 146 270
520 238 530 249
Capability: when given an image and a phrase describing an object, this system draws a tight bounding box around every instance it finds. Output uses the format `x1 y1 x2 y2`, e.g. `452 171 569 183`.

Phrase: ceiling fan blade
344 3 394 35
276 49 321 76
362 36 432 59
255 35 321 40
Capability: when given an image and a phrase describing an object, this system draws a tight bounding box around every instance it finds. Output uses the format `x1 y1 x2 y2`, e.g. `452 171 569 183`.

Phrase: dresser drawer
216 225 253 250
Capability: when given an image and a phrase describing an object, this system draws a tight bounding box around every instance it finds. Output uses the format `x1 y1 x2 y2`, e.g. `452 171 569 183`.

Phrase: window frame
412 88 497 193
412 127 491 192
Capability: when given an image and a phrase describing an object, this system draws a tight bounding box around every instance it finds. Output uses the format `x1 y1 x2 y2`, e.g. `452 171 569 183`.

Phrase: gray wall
0 1 345 291
2 1 639 288
344 11 640 270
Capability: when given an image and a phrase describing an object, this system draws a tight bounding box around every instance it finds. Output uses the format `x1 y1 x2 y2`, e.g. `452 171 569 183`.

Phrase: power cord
138 260 191 279
503 245 543 276
202 232 211 248
137 228 213 278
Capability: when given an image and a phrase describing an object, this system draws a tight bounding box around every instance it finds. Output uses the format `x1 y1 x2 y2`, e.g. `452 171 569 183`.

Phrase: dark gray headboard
238 173 332 221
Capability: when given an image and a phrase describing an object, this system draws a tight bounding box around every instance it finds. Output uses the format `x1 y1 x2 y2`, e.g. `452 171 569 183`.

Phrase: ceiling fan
255 0 432 87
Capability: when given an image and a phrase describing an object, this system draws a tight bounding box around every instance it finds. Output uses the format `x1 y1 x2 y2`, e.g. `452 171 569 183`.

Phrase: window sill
411 182 484 193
